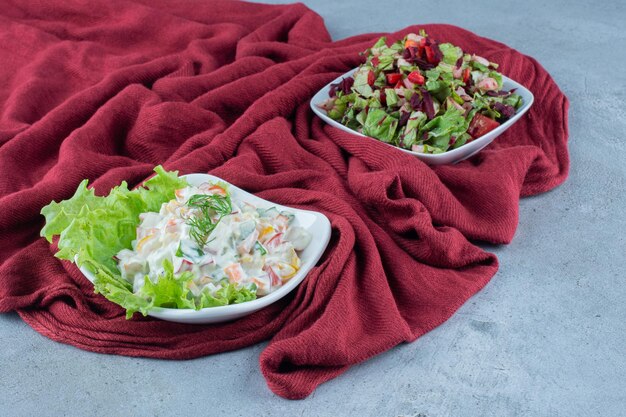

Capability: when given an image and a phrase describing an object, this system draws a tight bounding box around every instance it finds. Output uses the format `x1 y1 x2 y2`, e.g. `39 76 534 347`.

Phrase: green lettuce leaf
376 54 395 71
40 180 98 243
326 93 354 120
370 36 387 52
471 60 489 72
425 79 451 103
439 43 462 65
400 111 427 148
353 67 374 98
40 166 191 317
41 166 187 268
140 165 191 213
199 282 257 308
488 71 503 89
384 88 399 107
362 108 398 143
504 93 523 109
421 107 469 151
86 259 150 319
139 259 197 310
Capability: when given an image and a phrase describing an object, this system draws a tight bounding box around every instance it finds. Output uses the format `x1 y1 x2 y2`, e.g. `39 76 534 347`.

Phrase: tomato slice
367 70 375 86
386 73 402 85
371 56 380 67
407 71 425 85
468 113 500 138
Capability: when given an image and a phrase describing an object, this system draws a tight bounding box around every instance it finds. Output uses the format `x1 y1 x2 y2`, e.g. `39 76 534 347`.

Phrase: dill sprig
186 192 232 248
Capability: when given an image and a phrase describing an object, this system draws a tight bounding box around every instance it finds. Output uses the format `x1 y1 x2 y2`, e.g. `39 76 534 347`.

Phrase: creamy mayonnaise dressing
116 183 312 298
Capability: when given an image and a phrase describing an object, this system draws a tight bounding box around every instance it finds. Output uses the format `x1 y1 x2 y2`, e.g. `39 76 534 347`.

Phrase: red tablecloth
0 0 568 399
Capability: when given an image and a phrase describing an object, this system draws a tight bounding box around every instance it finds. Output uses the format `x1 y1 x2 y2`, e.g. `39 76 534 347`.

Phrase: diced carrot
224 263 243 283
209 185 227 196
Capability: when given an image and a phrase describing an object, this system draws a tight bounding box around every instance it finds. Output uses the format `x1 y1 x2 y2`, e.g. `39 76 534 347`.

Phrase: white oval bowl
79 173 332 324
310 67 534 165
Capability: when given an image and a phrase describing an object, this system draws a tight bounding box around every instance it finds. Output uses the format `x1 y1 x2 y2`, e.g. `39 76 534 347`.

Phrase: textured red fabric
0 0 568 399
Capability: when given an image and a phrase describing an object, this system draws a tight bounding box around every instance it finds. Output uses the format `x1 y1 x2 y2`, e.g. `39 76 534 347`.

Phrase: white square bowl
310 67 534 165
79 173 331 324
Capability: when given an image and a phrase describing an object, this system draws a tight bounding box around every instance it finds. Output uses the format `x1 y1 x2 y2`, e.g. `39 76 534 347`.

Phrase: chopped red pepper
267 266 281 287
407 71 425 85
424 45 437 64
386 73 402 85
371 56 380 67
463 67 471 84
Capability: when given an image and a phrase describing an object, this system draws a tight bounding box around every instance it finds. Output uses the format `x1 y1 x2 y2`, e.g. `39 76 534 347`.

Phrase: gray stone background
1 0 624 416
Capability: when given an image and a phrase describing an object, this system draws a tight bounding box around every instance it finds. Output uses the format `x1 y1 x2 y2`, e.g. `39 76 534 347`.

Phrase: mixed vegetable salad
40 167 311 318
319 31 523 154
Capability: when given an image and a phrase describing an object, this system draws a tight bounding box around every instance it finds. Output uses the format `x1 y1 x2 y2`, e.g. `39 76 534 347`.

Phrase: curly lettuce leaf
199 282 257 308
40 180 99 242
86 259 150 319
139 259 197 310
41 166 187 269
40 166 191 317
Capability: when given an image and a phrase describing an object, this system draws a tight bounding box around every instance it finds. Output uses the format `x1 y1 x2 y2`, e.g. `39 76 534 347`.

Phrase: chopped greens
319 31 523 154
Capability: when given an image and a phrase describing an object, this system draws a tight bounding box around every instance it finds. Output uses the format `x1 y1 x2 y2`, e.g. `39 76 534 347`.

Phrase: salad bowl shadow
310 67 534 165
79 173 332 324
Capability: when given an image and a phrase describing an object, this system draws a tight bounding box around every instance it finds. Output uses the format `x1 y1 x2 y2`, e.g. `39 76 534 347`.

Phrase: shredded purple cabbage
328 77 354 98
430 43 443 64
409 94 423 111
398 111 411 127
403 47 435 70
494 102 515 121
420 89 435 119
486 90 510 97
